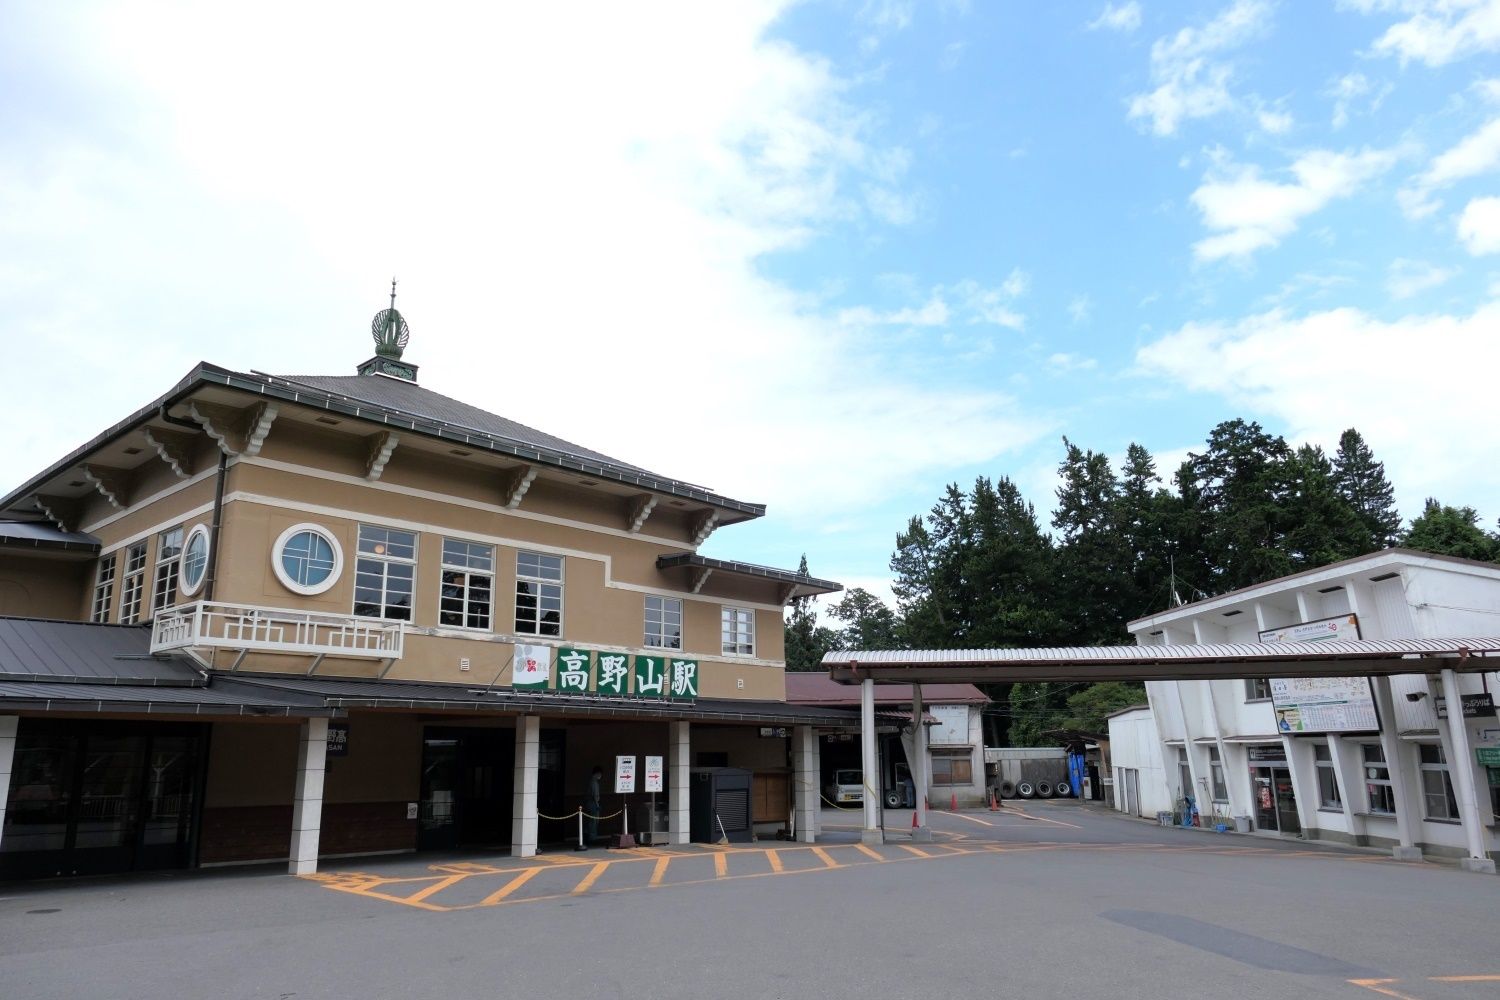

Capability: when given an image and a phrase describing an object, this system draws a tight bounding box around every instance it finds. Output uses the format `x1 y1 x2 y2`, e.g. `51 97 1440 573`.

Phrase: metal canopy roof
0 522 100 553
655 553 843 597
822 637 1500 684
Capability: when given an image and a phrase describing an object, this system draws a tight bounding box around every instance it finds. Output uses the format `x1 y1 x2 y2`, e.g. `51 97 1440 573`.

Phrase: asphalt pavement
0 799 1495 1000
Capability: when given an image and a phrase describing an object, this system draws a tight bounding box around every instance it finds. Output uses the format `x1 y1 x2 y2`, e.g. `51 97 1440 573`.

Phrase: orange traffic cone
911 810 919 829
950 792 958 812
989 789 998 812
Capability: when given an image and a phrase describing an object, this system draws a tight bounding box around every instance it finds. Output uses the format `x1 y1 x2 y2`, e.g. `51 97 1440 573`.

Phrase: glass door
1273 766 1301 835
70 734 147 875
1253 767 1278 831
418 737 460 851
137 735 199 870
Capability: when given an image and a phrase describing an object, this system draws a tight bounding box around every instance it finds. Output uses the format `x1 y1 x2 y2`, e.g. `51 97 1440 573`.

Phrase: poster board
1260 614 1378 733
928 705 970 745
615 755 637 794
643 755 663 793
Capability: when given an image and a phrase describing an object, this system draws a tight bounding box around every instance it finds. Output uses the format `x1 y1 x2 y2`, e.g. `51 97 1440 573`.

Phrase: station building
1110 550 1500 865
0 297 850 880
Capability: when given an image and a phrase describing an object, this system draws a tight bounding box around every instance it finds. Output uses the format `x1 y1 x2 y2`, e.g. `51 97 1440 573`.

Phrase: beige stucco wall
0 554 92 620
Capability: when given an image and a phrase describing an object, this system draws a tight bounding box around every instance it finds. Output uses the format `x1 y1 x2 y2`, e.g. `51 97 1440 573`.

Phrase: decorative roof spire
371 277 410 360
357 279 419 382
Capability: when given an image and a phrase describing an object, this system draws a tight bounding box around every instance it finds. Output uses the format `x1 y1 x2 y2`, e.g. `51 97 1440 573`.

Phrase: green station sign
1476 746 1500 767
510 644 697 700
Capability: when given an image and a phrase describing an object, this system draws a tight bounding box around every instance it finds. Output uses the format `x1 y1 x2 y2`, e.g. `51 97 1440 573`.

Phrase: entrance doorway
417 726 566 851
1251 766 1301 835
1 720 205 879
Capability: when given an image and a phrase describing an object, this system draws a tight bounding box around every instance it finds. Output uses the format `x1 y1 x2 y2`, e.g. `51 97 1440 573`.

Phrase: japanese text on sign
615 755 637 794
644 755 663 793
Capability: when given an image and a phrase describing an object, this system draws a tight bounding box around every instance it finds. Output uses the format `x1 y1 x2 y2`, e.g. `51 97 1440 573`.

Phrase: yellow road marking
404 875 467 905
714 852 728 877
767 850 783 873
811 847 840 868
899 845 932 858
480 866 545 905
1347 979 1427 1000
649 856 671 887
572 862 611 895
853 843 885 861
1430 975 1500 982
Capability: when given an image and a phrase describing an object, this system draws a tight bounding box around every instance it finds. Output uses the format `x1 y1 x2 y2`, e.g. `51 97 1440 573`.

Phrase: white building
1109 549 1500 871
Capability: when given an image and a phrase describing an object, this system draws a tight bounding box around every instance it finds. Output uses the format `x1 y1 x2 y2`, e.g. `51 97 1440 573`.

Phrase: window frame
930 749 973 787
1245 677 1273 701
1418 743 1460 822
178 524 211 598
91 554 117 623
151 527 184 616
1177 747 1193 800
119 542 148 625
352 524 418 621
439 538 494 632
1208 746 1228 803
1362 743 1396 815
721 606 755 657
273 523 344 597
1314 741 1342 810
514 551 564 637
644 595 683 650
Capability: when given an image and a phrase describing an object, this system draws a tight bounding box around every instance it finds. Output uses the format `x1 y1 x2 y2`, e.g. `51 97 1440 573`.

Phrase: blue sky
2 1 1498 606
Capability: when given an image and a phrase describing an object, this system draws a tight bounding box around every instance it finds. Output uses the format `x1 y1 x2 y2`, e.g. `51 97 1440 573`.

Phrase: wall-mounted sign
326 722 349 757
615 755 637 794
1436 693 1497 720
1475 746 1500 767
668 659 699 700
1260 615 1378 733
929 705 969 745
513 644 553 690
1247 745 1287 764
634 655 667 697
644 755 663 793
556 647 592 692
596 652 630 696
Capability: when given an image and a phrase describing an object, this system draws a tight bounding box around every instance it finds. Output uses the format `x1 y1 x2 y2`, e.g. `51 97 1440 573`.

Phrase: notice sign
513 643 552 690
1260 614 1378 734
326 722 349 758
615 755 637 794
644 755 663 793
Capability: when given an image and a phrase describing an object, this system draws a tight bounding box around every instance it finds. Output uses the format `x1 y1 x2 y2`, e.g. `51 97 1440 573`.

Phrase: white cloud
1386 258 1456 298
1135 299 1500 514
1045 352 1099 372
1190 147 1400 261
1325 71 1380 129
1127 0 1274 136
835 272 1030 331
1458 196 1500 253
1067 295 1093 325
1346 0 1500 67
1399 116 1500 218
1256 106 1295 134
1088 2 1143 33
0 2 1048 525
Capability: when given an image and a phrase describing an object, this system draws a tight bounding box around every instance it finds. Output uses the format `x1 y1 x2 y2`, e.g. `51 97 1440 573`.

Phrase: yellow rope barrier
538 807 623 821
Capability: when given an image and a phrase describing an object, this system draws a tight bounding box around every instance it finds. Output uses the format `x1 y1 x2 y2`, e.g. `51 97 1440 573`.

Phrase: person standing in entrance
585 765 603 845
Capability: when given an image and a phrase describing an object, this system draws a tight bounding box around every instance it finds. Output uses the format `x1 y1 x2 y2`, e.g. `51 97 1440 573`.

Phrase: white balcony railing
151 600 405 661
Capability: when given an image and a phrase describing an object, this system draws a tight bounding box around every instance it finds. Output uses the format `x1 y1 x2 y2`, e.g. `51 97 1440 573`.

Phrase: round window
179 525 211 597
272 524 343 596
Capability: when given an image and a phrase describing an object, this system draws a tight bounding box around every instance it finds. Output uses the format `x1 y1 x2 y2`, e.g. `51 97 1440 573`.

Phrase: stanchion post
576 807 585 851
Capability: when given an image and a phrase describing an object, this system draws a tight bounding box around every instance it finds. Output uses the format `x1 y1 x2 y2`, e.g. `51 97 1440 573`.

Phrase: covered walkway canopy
821 637 1500 684
819 637 1500 867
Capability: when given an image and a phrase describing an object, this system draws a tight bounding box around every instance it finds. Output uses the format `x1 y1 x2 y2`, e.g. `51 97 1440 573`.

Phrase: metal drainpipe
158 405 227 601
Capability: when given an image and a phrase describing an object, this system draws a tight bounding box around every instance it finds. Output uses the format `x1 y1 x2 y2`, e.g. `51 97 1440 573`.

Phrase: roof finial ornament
371 278 410 360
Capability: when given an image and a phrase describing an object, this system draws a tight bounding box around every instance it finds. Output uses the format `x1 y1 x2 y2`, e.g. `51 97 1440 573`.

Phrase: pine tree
1332 428 1402 548
824 588 901 650
782 554 836 670
1402 500 1500 562
1185 419 1295 592
1281 444 1376 569
1052 439 1132 644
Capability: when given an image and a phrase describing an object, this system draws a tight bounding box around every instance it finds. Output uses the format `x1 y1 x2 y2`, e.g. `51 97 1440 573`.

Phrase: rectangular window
1418 743 1459 821
721 606 754 656
644 596 683 649
151 527 184 616
1363 744 1395 815
119 543 148 624
353 525 417 620
439 539 493 630
514 551 563 636
1208 747 1228 803
1315 742 1342 809
930 750 972 786
1177 748 1192 800
1245 678 1273 700
91 555 117 623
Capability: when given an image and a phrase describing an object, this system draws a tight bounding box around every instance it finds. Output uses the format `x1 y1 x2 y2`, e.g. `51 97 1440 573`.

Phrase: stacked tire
1016 780 1036 798
997 780 1016 799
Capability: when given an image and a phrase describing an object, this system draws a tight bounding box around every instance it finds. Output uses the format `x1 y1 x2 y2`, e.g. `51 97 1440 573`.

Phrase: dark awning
655 553 842 600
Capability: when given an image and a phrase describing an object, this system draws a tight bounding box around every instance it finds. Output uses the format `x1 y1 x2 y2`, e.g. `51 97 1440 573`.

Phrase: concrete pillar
0 716 17 840
912 684 931 842
1440 668 1495 873
1371 676 1422 860
289 717 328 875
792 725 818 843
669 720 690 845
511 715 539 859
860 677 882 845
1326 735 1368 845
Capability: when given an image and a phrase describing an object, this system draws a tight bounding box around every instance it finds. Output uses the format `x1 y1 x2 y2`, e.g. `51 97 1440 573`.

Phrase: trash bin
1233 815 1251 834
1156 810 1173 827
